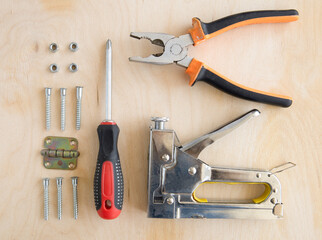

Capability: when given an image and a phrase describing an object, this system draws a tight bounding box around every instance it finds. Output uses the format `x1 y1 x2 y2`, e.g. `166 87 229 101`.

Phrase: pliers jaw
129 32 194 66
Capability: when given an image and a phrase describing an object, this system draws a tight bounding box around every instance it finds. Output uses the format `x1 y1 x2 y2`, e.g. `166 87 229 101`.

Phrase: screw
161 154 170 162
71 177 79 219
166 197 174 205
271 198 277 204
68 162 75 169
60 88 66 131
56 177 63 220
256 173 261 178
188 167 197 175
44 161 51 167
43 178 50 220
45 88 52 130
76 86 83 130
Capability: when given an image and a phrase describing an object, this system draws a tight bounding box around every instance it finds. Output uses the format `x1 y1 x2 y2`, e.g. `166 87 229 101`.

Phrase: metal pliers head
129 32 194 66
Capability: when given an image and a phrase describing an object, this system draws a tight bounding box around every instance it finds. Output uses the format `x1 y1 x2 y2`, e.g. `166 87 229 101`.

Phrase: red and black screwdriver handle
94 121 123 219
187 9 299 108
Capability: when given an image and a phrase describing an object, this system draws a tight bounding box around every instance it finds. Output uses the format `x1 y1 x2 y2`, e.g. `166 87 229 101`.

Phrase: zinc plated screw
56 177 63 220
71 177 79 219
43 178 50 220
45 88 52 131
60 88 66 131
76 86 83 130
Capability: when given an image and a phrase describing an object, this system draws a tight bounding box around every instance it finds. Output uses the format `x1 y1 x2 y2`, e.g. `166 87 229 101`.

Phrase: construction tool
147 110 295 219
94 40 124 219
130 9 299 107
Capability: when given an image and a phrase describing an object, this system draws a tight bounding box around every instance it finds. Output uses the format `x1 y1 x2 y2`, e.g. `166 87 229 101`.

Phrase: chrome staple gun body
148 110 286 219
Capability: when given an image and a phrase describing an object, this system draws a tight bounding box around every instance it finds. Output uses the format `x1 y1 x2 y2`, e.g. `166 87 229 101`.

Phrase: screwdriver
94 39 124 219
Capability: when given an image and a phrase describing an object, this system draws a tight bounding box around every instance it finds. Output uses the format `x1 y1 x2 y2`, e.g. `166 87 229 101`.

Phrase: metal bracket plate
41 136 79 170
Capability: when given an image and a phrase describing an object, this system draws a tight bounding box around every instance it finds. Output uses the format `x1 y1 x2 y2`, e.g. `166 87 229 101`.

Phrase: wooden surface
0 0 321 239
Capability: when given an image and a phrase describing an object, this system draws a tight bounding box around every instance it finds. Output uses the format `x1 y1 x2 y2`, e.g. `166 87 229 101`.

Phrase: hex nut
49 64 59 73
69 42 78 52
69 63 78 72
49 43 59 52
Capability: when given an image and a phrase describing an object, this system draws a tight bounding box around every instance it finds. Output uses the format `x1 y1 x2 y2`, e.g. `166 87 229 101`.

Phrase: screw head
45 88 52 96
188 167 197 175
161 154 170 162
56 177 63 185
271 198 277 204
69 162 75 169
76 86 83 99
60 88 67 96
256 173 261 178
71 176 78 185
44 162 51 167
166 197 174 205
43 178 50 187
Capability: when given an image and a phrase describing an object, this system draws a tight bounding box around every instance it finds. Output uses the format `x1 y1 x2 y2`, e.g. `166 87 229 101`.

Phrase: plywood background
0 0 320 239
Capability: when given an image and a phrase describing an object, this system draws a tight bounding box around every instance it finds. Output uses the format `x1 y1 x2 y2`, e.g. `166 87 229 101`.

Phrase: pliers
129 10 299 107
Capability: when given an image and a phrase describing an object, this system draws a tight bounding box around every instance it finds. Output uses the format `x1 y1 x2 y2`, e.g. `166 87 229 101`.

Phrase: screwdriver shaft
106 40 112 121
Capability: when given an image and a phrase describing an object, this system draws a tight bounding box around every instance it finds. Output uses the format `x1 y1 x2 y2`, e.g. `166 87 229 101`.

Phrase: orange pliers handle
187 10 299 107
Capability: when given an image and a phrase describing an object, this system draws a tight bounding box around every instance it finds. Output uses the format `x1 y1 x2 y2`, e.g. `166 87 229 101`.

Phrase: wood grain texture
0 0 321 239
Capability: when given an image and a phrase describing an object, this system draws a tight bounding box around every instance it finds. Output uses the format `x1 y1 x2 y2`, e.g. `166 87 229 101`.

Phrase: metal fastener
69 42 78 52
166 197 174 205
161 154 170 162
45 88 52 130
43 178 50 220
49 64 59 73
49 43 58 52
188 167 197 175
60 88 66 131
69 63 78 72
271 198 277 204
76 86 83 130
56 177 63 220
71 177 79 219
151 117 169 130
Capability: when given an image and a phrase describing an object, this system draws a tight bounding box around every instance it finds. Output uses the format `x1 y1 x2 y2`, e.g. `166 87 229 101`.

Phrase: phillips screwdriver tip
106 39 112 49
